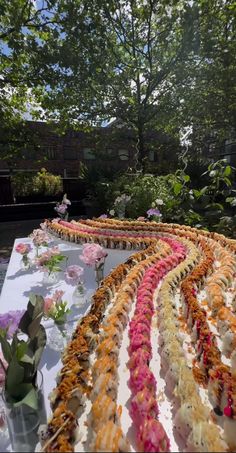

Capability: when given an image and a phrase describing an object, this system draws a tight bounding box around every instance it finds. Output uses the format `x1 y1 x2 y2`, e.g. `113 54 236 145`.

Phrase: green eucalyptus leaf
0 336 12 364
14 387 38 410
6 355 24 396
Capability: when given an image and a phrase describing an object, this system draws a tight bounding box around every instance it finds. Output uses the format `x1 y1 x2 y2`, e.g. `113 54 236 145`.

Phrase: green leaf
6 355 24 396
0 336 12 364
224 177 232 187
183 174 190 182
223 165 232 177
14 387 38 410
173 182 182 196
16 342 28 361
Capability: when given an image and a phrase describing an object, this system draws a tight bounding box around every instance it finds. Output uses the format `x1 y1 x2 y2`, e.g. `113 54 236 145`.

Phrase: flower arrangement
65 265 85 301
54 193 71 220
79 243 107 287
0 295 46 409
35 247 66 276
65 265 84 285
29 229 50 257
146 199 164 222
110 193 131 218
15 243 32 269
44 290 70 325
0 310 25 339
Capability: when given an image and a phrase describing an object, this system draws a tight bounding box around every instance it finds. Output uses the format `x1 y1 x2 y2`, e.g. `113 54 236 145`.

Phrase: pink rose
53 290 64 304
65 265 84 285
15 243 32 255
44 298 55 316
79 243 107 267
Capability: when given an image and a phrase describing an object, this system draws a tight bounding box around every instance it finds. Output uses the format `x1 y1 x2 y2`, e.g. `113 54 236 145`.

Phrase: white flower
62 193 71 205
109 209 115 216
209 170 216 177
231 198 236 206
155 198 164 205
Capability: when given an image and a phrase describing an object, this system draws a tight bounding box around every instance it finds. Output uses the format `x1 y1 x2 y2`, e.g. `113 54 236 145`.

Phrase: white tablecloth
0 237 132 451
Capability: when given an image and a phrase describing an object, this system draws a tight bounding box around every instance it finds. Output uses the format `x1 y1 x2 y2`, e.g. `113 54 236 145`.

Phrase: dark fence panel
0 176 13 204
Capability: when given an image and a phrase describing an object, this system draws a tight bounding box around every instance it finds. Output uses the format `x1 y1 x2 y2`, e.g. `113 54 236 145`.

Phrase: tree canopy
0 0 236 167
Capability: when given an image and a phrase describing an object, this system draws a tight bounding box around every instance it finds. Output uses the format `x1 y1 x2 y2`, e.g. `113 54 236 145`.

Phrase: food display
39 218 236 452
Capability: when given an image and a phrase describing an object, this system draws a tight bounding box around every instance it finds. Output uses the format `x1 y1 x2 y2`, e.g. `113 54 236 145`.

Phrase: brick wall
0 121 179 177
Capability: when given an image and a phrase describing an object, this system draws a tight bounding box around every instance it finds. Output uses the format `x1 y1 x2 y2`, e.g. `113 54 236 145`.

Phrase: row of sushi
156 238 227 452
127 238 187 452
75 217 235 252
38 241 169 452
88 240 174 452
45 218 156 251
204 239 236 358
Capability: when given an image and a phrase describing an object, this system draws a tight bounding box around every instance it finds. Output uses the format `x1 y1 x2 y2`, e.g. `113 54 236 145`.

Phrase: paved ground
0 218 42 258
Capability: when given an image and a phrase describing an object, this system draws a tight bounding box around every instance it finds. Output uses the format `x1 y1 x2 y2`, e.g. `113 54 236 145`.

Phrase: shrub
11 169 63 197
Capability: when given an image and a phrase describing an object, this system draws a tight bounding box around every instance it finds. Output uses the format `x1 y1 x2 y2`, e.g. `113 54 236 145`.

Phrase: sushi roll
137 417 170 452
129 389 158 426
89 394 118 431
91 421 130 452
129 364 156 395
91 373 117 402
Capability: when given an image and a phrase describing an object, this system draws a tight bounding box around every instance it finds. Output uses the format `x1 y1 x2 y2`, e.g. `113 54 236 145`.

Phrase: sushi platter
36 218 236 452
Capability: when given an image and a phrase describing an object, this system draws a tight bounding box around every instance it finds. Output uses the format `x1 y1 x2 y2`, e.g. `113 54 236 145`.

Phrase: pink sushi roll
130 389 159 426
128 333 151 354
129 322 150 339
130 314 150 329
129 364 156 394
127 349 151 370
137 416 170 452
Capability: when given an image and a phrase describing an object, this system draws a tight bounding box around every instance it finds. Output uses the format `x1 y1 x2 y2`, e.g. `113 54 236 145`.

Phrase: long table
0 237 132 451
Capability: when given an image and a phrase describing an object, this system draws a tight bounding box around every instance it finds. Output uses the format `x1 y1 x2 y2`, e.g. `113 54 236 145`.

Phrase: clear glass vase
3 371 47 452
47 324 65 352
20 255 32 271
42 269 59 285
72 282 86 306
95 262 105 287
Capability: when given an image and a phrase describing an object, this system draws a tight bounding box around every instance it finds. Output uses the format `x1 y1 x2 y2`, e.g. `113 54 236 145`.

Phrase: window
47 146 57 160
83 148 96 160
148 150 155 161
223 154 231 164
63 148 77 160
118 149 129 161
64 169 79 178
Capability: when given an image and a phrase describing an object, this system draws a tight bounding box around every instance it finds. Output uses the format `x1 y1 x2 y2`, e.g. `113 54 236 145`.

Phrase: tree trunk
137 123 146 172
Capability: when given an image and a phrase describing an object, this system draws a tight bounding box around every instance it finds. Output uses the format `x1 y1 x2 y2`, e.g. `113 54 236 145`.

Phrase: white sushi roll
223 417 236 450
222 331 236 358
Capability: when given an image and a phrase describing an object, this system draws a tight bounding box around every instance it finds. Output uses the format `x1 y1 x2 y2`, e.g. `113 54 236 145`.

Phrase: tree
38 0 199 169
0 0 60 164
177 0 236 151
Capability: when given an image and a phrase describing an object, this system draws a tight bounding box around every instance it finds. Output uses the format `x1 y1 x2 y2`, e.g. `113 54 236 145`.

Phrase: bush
32 168 63 196
12 169 63 197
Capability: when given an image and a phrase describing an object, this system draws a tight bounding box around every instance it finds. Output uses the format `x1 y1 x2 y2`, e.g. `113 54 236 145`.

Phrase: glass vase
47 324 65 352
20 255 32 271
72 282 86 306
95 262 105 287
3 371 47 452
42 269 59 285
